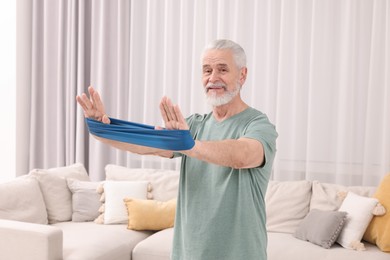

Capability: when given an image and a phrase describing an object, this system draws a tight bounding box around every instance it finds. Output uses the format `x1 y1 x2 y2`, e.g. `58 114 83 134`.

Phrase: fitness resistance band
86 117 195 151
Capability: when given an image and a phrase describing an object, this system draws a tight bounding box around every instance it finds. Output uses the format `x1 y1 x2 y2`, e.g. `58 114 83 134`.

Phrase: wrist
182 140 198 157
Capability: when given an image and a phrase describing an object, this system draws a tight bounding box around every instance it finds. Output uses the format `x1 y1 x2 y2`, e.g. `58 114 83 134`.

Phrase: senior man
77 39 278 260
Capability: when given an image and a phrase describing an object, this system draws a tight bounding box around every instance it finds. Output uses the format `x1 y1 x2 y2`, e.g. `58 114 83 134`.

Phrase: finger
162 99 172 121
173 105 189 130
165 97 177 122
92 90 106 114
88 86 97 107
88 86 95 99
81 93 93 111
102 114 111 124
162 97 174 122
159 97 170 124
76 95 91 118
173 105 185 124
76 95 88 111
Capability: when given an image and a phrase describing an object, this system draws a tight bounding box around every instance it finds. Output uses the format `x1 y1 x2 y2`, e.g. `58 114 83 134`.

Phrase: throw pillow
104 181 150 224
93 182 106 224
124 198 176 231
294 209 347 249
310 181 377 211
337 192 378 250
363 173 390 252
105 164 179 201
28 163 90 223
67 179 101 222
265 180 312 233
0 176 48 224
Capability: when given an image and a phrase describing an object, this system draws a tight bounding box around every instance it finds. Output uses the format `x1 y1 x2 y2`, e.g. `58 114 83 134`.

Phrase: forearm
94 135 174 158
182 139 264 169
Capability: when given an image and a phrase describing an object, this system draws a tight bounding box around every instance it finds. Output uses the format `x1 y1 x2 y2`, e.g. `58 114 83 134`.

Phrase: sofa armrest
0 219 63 260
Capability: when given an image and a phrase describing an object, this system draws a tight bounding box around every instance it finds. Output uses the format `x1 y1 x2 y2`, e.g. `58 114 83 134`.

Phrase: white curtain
17 0 390 185
16 0 92 175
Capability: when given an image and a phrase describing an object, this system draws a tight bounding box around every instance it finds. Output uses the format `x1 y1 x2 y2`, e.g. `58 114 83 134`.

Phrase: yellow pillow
124 198 176 231
363 173 390 252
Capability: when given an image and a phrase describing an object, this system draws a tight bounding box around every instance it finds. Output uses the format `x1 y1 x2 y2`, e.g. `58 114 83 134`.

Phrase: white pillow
0 176 48 224
337 192 378 250
104 181 150 224
28 163 90 223
310 181 377 211
105 164 179 201
265 180 312 233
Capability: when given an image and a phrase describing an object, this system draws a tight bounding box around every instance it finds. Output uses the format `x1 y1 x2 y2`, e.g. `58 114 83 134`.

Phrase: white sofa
0 163 389 260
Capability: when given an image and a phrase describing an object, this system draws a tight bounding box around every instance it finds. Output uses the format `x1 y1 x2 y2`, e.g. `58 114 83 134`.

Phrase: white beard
205 83 241 107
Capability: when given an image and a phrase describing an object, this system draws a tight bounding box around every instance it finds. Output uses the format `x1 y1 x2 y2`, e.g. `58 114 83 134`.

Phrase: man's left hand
159 97 189 130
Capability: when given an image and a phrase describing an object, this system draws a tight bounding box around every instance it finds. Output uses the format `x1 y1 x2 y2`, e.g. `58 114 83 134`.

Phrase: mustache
205 82 227 91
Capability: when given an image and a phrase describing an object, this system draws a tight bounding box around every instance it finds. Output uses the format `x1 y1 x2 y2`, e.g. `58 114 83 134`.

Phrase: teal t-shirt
171 107 278 260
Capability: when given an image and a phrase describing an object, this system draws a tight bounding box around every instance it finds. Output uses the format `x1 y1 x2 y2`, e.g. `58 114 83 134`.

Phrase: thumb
102 115 111 124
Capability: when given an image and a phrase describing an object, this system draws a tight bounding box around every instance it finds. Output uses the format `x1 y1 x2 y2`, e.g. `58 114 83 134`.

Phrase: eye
203 69 212 75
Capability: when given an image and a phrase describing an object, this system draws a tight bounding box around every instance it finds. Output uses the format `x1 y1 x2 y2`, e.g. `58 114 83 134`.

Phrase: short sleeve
242 114 278 169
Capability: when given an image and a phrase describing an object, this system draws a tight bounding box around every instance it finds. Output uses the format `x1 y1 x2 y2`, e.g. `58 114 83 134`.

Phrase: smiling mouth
206 84 227 92
207 87 225 92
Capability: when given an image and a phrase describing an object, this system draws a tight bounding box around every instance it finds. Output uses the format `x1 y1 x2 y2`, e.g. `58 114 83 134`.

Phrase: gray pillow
294 209 347 249
29 163 90 223
67 179 101 222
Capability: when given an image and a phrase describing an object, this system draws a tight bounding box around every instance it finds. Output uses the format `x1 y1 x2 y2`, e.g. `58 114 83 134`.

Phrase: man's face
202 49 246 106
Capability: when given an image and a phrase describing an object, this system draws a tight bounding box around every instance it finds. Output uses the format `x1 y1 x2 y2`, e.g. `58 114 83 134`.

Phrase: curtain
17 0 390 185
16 0 92 175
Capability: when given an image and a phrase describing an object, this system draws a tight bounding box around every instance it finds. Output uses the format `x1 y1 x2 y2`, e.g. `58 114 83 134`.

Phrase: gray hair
202 39 247 69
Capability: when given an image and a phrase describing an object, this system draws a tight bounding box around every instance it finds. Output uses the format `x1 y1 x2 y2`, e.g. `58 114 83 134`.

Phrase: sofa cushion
28 163 90 223
53 222 152 260
67 179 101 222
104 181 150 224
105 165 179 201
135 228 390 260
124 198 176 231
0 176 48 224
337 192 378 250
294 209 347 249
268 232 390 260
364 173 390 252
310 181 377 211
132 228 173 260
265 180 312 233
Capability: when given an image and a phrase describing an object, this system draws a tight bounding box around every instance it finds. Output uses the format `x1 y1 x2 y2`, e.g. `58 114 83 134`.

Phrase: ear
239 67 248 85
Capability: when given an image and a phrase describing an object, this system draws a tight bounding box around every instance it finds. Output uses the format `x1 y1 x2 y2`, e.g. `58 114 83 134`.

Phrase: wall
0 2 16 182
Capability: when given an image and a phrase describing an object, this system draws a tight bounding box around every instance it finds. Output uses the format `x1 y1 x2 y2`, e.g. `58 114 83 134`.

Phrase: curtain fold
17 0 390 185
17 0 92 175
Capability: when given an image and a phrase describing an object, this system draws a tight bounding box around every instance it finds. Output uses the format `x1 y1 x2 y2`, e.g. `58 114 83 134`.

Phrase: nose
208 70 219 83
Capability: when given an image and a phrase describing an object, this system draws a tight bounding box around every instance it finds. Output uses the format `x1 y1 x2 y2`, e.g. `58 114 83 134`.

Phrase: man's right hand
76 86 110 124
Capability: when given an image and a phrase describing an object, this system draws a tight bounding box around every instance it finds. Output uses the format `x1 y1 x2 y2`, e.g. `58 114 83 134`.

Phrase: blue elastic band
86 117 195 151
